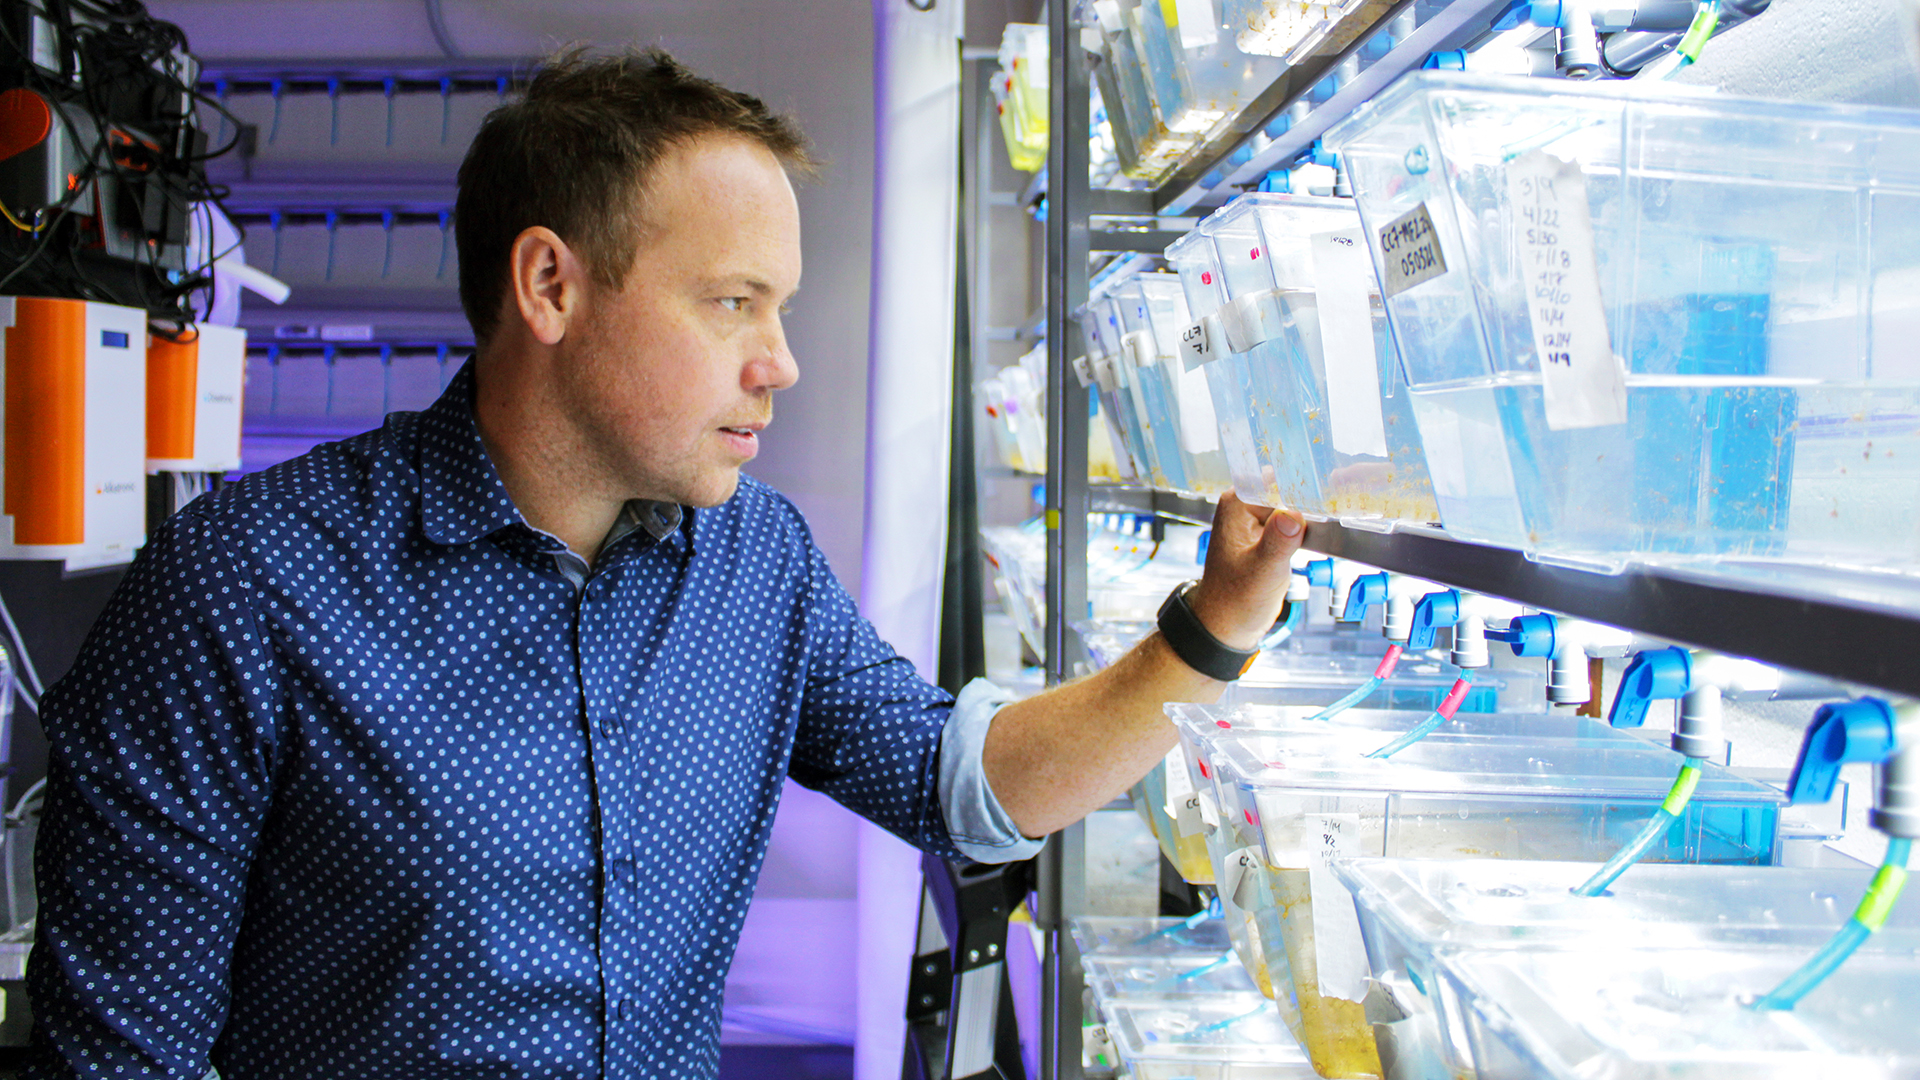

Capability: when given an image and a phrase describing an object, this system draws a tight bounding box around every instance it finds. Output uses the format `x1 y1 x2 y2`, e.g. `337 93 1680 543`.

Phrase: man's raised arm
981 493 1303 840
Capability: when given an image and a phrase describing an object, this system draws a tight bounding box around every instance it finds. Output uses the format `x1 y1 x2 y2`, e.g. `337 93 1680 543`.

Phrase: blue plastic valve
1607 647 1693 729
1304 559 1334 588
1260 169 1292 194
1527 0 1566 27
1341 572 1388 623
1423 49 1467 70
1504 612 1559 658
1305 141 1338 169
1407 590 1460 651
1490 0 1535 30
1787 698 1897 805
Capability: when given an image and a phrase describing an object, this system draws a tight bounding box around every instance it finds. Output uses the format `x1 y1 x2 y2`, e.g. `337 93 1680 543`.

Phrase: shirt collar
417 361 526 547
416 361 689 550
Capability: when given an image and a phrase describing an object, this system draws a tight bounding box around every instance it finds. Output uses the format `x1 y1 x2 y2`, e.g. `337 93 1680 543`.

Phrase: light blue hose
1308 677 1380 722
1753 837 1912 1011
1367 710 1449 760
1368 672 1477 759
1573 758 1706 897
1258 600 1307 651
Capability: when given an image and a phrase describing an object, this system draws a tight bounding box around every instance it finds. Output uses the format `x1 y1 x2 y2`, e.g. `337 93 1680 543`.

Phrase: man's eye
718 297 747 312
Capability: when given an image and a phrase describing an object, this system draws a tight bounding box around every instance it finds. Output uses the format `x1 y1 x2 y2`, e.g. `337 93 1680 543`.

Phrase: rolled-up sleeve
937 679 1046 864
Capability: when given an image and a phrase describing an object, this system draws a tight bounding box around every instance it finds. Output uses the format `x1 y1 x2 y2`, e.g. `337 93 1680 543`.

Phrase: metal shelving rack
997 1 1920 1077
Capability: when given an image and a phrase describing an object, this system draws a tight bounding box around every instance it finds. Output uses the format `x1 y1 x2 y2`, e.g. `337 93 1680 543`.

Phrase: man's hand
980 494 1307 840
1187 492 1306 651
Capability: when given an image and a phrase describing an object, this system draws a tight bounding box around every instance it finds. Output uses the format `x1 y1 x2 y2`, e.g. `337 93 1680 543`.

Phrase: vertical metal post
1039 4 1091 1079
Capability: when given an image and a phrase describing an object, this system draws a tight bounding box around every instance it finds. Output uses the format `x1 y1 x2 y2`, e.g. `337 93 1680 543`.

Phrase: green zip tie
1855 864 1909 931
1660 760 1703 815
1676 2 1720 64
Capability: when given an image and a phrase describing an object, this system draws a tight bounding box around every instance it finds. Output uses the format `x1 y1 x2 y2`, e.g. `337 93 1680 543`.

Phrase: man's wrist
1157 582 1261 683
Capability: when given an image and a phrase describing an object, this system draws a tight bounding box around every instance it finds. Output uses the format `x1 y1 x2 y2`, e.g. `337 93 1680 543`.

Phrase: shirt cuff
939 677 1048 865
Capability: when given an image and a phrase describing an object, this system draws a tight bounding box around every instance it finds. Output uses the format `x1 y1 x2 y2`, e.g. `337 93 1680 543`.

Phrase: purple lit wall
152 0 887 1068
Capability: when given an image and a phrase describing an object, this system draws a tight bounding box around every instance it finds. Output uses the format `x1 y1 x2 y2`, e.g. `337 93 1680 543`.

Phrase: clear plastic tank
1335 859 1920 1080
1443 946 1920 1079
1103 998 1321 1079
1205 727 1785 1079
1194 194 1440 528
1112 275 1234 495
1086 952 1261 1005
1326 71 1920 571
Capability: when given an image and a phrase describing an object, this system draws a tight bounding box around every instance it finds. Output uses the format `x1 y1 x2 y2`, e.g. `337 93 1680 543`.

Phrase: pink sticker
1200 271 1213 285
1215 719 1232 729
1250 247 1261 260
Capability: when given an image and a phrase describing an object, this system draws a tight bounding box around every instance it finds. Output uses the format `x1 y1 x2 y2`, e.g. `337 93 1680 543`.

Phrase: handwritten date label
1506 150 1628 430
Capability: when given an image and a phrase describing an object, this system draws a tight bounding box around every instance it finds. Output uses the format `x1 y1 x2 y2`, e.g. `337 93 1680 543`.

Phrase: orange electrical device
147 323 244 472
0 296 147 568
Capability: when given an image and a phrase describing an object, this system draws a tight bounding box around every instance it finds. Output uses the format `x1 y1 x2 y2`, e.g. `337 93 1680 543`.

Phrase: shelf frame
1086 484 1920 698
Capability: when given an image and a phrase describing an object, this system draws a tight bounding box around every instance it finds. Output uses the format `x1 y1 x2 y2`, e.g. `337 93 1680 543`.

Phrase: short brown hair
454 47 816 345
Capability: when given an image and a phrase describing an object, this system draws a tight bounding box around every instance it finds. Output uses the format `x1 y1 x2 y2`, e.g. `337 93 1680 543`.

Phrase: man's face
556 134 802 508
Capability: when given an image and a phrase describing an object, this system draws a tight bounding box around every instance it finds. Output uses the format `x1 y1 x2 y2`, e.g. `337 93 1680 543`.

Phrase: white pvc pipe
215 257 292 305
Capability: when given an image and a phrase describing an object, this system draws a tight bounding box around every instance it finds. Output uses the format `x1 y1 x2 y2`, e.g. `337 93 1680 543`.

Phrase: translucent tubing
1368 671 1476 760
1258 599 1307 652
1574 758 1706 896
1307 645 1402 722
1753 838 1913 1011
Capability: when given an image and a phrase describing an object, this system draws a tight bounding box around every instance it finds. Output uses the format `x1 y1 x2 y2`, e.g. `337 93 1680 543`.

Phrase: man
26 49 1301 1079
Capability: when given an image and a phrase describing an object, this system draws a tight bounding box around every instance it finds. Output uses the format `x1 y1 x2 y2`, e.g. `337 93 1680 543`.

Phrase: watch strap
1157 582 1260 682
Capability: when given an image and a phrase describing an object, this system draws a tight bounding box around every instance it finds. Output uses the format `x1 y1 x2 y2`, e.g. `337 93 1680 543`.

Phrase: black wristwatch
1157 580 1261 682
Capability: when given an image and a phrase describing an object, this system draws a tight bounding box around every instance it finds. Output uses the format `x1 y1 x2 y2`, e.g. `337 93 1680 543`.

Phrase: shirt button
611 858 636 887
616 998 639 1022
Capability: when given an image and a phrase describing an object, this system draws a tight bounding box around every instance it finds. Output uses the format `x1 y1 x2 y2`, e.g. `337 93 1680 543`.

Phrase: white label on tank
1161 745 1195 814
1179 315 1217 371
1305 812 1369 1003
1174 793 1204 838
1507 150 1629 431
1312 229 1389 459
1377 202 1449 297
1221 845 1265 912
1173 0 1220 48
1174 357 1221 455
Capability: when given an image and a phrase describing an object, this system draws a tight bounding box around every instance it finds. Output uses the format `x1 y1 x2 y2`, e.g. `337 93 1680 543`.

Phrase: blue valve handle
1787 698 1897 805
1407 590 1460 652
1607 647 1693 729
1341 572 1388 623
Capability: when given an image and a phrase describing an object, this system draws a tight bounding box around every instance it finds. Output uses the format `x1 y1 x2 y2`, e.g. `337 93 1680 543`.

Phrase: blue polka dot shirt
25 363 1039 1079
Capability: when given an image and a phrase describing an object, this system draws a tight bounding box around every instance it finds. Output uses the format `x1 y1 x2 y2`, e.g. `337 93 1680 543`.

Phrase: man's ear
509 226 586 346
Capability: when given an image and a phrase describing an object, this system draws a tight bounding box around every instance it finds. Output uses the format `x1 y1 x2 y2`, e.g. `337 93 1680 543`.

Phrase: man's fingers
1257 508 1305 559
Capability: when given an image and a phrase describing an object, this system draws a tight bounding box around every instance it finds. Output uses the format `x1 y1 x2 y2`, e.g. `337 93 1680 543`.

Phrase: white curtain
856 0 965 1077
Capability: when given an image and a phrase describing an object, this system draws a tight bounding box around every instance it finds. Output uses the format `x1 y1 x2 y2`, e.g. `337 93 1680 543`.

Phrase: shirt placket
574 548 642 1069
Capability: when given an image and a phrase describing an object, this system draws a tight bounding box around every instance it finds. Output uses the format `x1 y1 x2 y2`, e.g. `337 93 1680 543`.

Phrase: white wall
154 0 878 594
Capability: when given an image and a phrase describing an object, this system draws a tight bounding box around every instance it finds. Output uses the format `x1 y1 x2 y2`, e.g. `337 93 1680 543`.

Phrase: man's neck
471 351 626 565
